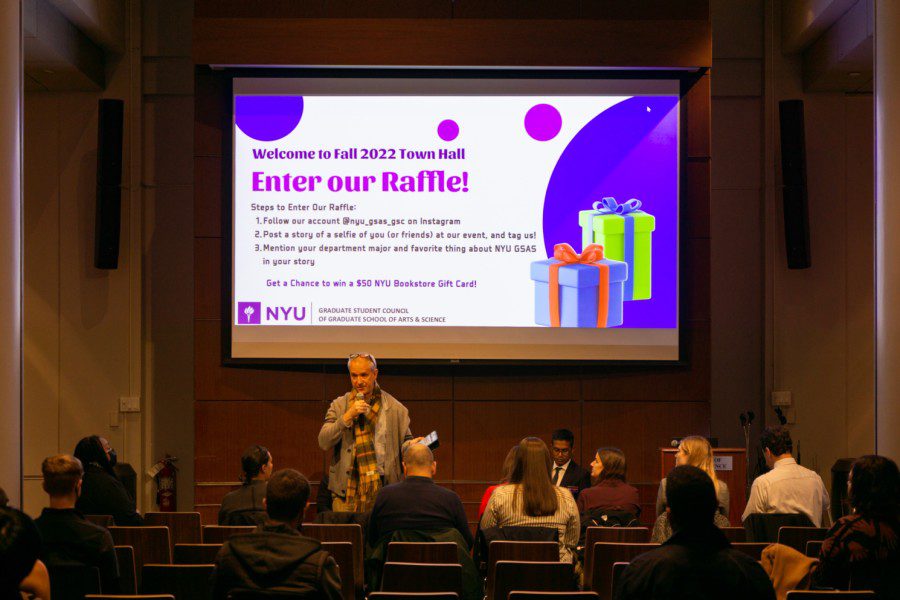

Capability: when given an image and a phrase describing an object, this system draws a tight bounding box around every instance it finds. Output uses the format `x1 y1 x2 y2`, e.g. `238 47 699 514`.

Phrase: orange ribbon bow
548 243 610 328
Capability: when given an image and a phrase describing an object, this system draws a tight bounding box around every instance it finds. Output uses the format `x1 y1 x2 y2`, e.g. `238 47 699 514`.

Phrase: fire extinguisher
152 455 178 512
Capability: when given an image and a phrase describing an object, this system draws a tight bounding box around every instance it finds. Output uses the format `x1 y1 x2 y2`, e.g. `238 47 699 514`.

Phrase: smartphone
419 430 440 450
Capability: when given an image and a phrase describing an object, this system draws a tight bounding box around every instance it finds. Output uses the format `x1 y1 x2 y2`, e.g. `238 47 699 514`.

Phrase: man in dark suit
550 429 591 499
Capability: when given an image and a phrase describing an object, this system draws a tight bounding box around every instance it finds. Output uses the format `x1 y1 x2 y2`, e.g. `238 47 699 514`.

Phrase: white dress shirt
552 460 571 486
741 456 831 526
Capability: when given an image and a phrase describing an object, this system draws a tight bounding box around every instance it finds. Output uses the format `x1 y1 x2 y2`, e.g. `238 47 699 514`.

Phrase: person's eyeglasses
551 447 571 454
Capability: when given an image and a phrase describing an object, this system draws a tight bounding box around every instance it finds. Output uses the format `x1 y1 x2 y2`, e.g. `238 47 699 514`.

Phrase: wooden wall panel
192 4 712 512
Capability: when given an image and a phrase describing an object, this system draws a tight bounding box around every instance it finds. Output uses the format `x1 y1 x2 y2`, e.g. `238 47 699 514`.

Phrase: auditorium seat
142 564 214 599
721 527 747 543
777 526 828 554
508 593 600 600
485 541 559 600
86 596 175 600
173 543 223 565
47 564 101 600
585 527 650 544
387 542 459 564
109 526 172 588
227 590 335 599
115 545 137 594
202 525 255 544
369 593 459 600
731 542 770 561
611 562 628 598
145 512 202 552
490 561 576 600
321 541 357 600
785 592 876 599
743 513 813 543
381 563 463 597
85 514 115 528
302 523 364 597
805 540 823 558
588 543 658 600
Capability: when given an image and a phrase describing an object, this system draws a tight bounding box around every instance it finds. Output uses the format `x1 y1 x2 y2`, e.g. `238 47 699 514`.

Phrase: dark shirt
577 479 641 516
368 476 473 548
75 464 143 526
219 480 268 526
317 473 333 514
211 521 342 600
615 524 775 600
814 513 900 598
34 508 119 594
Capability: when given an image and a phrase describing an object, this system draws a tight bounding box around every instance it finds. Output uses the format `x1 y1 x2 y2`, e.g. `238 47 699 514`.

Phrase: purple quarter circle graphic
235 95 304 142
524 104 562 141
541 95 679 328
437 119 459 141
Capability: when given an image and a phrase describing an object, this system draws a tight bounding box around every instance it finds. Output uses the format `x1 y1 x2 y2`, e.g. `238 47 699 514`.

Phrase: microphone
740 413 747 427
747 411 755 425
356 392 366 428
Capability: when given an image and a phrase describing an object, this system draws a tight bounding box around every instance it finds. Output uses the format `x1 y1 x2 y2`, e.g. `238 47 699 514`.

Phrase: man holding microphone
318 353 421 512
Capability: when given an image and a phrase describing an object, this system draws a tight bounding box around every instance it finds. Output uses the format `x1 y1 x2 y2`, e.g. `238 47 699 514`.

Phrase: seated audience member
211 468 342 600
615 466 775 600
0 506 52 600
577 447 640 518
480 437 580 563
477 445 517 520
368 443 473 548
316 471 333 513
657 436 729 517
814 455 900 598
550 428 592 499
219 444 273 526
742 426 830 527
74 435 143 525
35 454 120 593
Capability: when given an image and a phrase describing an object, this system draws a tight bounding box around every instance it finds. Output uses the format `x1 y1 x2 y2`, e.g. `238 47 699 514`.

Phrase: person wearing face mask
74 435 143 525
318 353 422 513
219 445 274 526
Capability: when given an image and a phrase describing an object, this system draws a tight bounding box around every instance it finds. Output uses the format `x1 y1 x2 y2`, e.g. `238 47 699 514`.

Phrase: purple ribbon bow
592 197 642 215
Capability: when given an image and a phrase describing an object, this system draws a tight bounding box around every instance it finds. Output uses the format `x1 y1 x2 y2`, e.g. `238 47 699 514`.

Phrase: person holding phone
318 353 422 512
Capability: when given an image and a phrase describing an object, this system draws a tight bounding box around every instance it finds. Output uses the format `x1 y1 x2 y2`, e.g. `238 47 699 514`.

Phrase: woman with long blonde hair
656 436 729 517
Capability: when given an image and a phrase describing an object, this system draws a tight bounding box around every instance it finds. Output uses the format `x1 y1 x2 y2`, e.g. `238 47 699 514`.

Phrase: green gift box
578 197 655 301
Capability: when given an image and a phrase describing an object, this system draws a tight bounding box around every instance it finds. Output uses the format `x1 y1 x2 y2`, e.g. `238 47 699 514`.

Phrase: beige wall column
0 1 22 505
876 0 900 460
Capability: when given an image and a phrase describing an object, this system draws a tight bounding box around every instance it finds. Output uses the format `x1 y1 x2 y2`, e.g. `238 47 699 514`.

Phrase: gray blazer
317 389 413 499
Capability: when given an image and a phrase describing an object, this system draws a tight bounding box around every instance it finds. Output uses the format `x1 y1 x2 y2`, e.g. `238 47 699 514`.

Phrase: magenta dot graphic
437 119 459 142
235 95 304 142
524 104 562 141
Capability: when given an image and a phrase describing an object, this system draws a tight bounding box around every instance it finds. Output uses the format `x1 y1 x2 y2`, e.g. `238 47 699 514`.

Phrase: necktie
553 466 562 485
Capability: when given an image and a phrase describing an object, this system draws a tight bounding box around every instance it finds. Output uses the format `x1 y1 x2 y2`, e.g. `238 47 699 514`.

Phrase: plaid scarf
344 387 382 512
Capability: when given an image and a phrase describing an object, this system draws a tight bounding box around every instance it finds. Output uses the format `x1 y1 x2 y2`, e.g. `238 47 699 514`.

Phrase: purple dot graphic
524 104 562 141
437 119 459 142
235 95 304 142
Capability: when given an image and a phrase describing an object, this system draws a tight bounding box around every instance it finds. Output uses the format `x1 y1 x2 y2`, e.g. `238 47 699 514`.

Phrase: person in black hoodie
211 468 342 600
73 435 143 525
219 444 273 526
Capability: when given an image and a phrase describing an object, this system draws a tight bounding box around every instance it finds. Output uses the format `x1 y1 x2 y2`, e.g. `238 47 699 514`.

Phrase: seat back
588 543 658 600
491 561 575 600
109 526 172 588
508 593 600 600
369 594 459 600
585 527 650 545
145 512 203 552
302 523 364 597
227 590 332 599
47 564 101 600
485 541 559 600
381 563 463 596
720 527 746 543
387 542 459 564
115 545 138 594
173 543 222 565
202 525 255 544
805 540 824 558
743 513 814 543
610 562 628 598
785 592 876 599
777 527 828 553
85 514 114 528
321 541 356 600
86 596 175 600
142 563 215 600
731 542 771 561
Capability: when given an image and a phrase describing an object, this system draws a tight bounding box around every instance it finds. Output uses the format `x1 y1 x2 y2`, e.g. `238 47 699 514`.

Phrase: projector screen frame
215 66 702 367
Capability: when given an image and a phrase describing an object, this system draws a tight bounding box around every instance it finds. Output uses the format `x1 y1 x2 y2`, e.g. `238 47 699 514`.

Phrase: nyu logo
237 302 307 325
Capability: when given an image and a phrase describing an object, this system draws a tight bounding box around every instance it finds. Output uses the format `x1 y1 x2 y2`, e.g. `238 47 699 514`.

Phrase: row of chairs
76 593 876 600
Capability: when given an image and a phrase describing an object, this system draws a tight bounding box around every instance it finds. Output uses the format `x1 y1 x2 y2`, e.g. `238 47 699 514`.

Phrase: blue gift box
530 258 628 327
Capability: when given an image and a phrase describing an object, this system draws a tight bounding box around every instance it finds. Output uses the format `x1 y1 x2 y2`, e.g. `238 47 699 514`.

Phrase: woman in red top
477 446 518 520
576 447 640 517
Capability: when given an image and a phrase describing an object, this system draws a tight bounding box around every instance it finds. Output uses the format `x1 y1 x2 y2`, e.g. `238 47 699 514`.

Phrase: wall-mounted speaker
778 99 811 269
94 99 124 269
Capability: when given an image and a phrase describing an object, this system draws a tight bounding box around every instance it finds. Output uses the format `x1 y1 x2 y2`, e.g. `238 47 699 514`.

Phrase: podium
660 447 746 525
